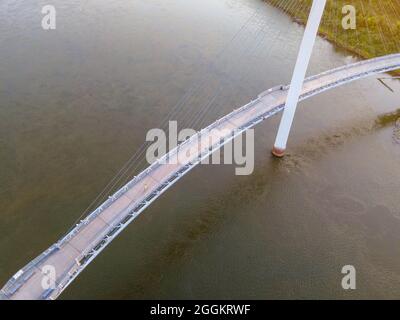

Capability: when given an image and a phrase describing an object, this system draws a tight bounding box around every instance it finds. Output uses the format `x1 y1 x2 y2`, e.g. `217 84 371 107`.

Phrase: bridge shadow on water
277 108 400 173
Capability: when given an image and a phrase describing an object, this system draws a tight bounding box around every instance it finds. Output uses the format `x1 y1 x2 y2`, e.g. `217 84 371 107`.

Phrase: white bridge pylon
272 0 327 157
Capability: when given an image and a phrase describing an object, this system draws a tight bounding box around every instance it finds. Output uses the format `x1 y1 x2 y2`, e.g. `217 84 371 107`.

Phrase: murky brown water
1 0 400 299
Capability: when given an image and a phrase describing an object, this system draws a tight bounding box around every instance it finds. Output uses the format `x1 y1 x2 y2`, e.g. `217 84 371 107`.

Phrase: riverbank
266 0 400 75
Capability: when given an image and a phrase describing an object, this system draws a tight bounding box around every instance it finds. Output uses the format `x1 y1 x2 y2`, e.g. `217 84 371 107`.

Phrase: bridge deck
2 53 400 300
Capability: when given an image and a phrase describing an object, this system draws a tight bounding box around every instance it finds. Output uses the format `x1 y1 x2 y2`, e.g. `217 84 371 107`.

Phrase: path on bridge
1 53 400 300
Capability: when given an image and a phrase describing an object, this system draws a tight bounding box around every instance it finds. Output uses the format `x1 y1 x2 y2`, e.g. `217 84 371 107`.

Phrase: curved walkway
1 53 400 300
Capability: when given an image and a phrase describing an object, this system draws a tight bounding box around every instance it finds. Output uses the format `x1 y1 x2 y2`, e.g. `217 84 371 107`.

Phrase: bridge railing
0 244 60 298
301 64 400 102
46 52 400 299
3 53 400 299
55 74 298 251
305 53 400 83
49 110 271 297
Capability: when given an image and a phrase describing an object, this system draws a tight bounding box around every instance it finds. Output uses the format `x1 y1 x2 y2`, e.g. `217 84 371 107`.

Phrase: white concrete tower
272 0 327 157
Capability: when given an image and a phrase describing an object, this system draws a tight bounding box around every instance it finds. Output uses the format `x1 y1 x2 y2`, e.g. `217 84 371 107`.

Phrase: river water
1 0 400 299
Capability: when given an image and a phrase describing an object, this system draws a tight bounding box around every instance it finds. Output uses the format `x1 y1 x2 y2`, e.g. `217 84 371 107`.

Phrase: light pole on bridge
272 0 327 157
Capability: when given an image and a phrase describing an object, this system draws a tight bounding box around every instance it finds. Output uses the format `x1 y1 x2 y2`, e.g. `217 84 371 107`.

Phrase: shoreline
265 0 400 76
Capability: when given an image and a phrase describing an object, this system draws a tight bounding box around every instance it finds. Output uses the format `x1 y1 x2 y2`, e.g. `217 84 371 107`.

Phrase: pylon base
271 146 285 158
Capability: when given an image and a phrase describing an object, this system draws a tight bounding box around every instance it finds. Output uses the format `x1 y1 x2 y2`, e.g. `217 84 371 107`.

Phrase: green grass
266 0 400 60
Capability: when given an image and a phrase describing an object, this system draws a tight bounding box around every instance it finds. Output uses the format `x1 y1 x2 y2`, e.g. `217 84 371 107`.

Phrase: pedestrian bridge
1 53 400 300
